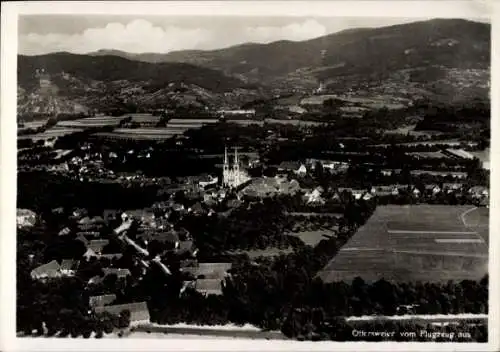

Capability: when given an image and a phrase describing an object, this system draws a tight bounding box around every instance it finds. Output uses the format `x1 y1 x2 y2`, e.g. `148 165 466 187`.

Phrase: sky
18 15 488 55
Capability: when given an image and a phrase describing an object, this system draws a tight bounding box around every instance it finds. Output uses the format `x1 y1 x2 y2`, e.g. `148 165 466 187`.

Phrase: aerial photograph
16 13 490 342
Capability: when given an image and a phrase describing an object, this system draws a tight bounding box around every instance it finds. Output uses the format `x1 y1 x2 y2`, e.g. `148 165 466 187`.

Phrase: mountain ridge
17 18 490 116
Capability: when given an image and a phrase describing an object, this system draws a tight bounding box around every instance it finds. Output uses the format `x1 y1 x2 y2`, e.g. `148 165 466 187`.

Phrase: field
228 119 324 127
317 205 489 283
94 128 184 141
18 127 85 141
407 151 451 159
57 116 123 128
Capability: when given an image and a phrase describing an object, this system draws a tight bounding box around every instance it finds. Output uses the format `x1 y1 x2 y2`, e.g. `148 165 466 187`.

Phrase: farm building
89 294 117 308
93 302 150 325
17 209 37 229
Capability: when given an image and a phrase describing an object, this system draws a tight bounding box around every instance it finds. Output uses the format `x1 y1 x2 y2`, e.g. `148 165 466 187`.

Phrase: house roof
60 259 80 271
58 227 71 236
100 253 124 260
102 268 131 278
178 240 194 254
443 183 463 189
94 302 150 322
190 202 205 213
88 275 103 285
31 260 60 278
138 230 180 244
195 279 224 295
88 239 109 253
470 186 488 193
89 294 117 308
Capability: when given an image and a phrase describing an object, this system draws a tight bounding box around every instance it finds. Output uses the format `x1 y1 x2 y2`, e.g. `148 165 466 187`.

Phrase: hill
90 19 490 103
17 53 265 116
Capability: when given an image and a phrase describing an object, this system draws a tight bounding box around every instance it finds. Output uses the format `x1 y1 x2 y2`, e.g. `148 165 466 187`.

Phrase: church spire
224 145 229 167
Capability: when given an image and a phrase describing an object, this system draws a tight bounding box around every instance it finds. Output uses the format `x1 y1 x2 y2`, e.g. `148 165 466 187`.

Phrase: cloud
19 18 329 55
244 19 327 43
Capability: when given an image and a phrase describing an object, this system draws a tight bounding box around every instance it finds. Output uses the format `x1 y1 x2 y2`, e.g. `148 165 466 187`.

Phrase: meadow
317 205 489 283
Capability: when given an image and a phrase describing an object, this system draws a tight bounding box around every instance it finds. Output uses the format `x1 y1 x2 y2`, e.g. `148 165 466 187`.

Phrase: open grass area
288 230 335 247
57 116 123 128
317 205 489 283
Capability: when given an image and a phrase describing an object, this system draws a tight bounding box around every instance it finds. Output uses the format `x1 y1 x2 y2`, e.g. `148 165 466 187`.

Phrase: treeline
17 171 160 214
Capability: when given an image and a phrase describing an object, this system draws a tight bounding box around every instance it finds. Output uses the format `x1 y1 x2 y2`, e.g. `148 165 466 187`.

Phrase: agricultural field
129 114 161 124
317 205 489 283
57 116 124 128
227 119 324 127
407 151 451 159
168 118 219 125
93 128 184 141
228 120 265 126
18 120 48 130
18 127 84 141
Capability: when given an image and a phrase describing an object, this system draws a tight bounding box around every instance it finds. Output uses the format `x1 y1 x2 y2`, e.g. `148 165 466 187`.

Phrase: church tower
222 145 249 189
232 147 240 187
223 146 230 188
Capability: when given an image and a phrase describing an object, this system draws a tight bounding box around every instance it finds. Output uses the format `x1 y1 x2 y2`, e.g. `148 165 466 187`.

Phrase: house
138 231 180 249
362 192 373 201
124 209 156 227
87 239 109 256
76 231 100 238
304 187 325 205
425 184 441 195
295 164 308 176
102 268 131 280
188 202 207 216
100 253 123 260
83 248 98 260
71 208 88 220
351 189 366 200
30 260 61 280
89 294 117 308
194 279 226 296
443 183 463 192
103 209 120 223
58 227 71 236
87 275 104 285
469 186 489 198
370 186 399 197
59 259 80 276
76 234 90 246
199 175 219 189
93 302 150 325
411 187 421 197
177 240 195 255
17 209 37 229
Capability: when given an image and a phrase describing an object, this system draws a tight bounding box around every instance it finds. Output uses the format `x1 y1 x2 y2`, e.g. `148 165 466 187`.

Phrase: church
222 147 251 189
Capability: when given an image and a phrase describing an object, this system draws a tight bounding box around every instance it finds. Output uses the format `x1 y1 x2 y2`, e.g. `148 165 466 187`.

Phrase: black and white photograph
1 1 498 350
